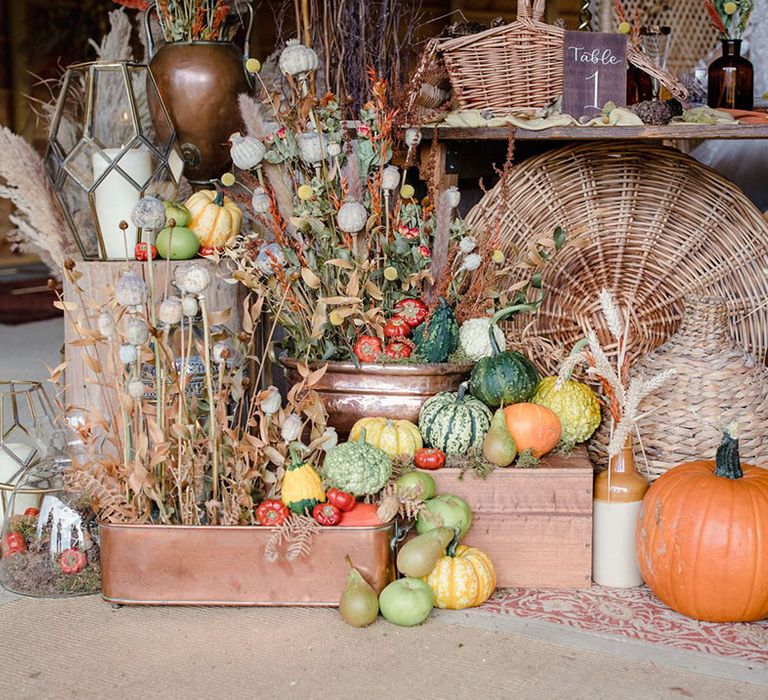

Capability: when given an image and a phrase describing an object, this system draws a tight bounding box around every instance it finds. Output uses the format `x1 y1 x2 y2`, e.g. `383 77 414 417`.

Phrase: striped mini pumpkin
424 544 496 610
418 382 492 456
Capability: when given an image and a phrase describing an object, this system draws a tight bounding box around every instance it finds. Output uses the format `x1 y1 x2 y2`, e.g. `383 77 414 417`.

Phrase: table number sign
562 31 628 119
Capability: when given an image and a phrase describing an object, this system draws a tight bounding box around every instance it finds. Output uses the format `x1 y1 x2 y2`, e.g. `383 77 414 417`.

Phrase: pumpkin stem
214 190 225 207
489 303 542 355
287 441 307 470
456 381 469 403
715 424 742 480
446 527 462 557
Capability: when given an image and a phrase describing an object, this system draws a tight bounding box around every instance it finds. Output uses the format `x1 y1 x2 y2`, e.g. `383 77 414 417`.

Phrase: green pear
483 408 517 467
396 526 455 578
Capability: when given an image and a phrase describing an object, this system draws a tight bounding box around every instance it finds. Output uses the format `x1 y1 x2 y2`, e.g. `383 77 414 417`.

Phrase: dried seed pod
158 297 183 325
381 165 400 191
229 132 266 170
126 379 145 399
181 295 199 317
131 196 166 231
125 316 149 346
119 344 138 364
177 264 211 296
97 312 117 339
115 271 148 308
337 201 368 234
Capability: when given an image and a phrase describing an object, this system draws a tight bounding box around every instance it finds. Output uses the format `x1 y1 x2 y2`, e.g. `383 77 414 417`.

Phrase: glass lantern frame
45 60 184 261
0 381 59 519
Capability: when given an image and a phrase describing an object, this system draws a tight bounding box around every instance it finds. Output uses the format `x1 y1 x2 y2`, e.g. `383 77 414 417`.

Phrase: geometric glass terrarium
0 381 56 526
0 415 100 598
44 60 184 260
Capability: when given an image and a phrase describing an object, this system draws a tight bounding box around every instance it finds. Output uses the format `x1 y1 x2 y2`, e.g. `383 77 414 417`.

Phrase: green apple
415 493 472 538
395 471 436 500
378 578 434 626
156 225 200 260
163 200 191 227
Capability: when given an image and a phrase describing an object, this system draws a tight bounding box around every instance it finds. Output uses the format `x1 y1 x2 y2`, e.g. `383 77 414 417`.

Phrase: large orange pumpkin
502 403 561 457
637 429 768 622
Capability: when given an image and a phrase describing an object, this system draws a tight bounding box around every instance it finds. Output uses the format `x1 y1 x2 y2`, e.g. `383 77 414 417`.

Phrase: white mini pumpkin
459 317 506 361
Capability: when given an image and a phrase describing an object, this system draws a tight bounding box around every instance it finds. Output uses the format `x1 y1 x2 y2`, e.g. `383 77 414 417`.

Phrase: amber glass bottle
708 39 754 110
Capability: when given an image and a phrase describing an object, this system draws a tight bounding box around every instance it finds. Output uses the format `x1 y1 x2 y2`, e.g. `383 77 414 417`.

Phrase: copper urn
145 5 253 184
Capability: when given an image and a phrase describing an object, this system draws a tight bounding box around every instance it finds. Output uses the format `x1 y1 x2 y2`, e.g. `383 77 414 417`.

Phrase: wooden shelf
415 123 768 141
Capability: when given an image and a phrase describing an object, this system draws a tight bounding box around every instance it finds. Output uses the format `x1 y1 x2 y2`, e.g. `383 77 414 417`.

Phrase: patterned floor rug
480 585 768 667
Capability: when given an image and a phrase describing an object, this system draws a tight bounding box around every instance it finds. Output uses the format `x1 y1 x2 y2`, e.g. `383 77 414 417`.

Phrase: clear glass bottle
0 421 100 598
639 25 671 99
592 434 648 587
708 39 754 110
141 312 236 400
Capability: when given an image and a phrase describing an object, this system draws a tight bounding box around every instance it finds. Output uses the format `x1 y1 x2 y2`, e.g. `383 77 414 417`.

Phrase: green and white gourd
458 316 506 361
468 303 541 409
419 382 493 456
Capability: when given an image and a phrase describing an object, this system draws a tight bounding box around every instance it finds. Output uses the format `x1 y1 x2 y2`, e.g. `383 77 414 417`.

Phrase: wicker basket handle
517 0 546 21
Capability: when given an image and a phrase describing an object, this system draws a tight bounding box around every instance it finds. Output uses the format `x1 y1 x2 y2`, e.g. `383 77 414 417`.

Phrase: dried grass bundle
58 259 329 526
569 289 676 458
0 128 74 275
272 0 424 116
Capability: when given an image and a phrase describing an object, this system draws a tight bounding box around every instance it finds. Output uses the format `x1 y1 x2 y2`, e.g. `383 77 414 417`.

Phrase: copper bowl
281 358 472 436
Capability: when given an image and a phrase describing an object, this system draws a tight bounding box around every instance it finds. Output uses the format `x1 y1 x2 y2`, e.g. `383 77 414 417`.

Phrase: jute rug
1 596 767 700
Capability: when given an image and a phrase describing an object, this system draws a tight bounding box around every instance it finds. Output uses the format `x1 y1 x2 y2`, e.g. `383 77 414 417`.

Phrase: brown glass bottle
708 39 754 110
627 65 653 105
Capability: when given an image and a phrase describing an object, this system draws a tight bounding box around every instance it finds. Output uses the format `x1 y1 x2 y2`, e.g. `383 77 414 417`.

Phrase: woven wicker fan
465 141 768 373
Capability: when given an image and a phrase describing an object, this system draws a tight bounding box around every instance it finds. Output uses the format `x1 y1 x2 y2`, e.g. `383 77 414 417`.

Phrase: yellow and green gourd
532 376 601 445
349 417 423 459
423 531 496 610
280 444 326 515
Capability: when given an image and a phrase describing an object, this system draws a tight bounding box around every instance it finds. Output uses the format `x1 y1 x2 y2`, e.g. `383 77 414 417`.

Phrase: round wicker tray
466 141 768 374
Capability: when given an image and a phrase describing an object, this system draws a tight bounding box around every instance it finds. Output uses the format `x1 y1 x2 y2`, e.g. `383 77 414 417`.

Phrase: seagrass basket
437 0 686 111
589 297 768 475
464 141 768 373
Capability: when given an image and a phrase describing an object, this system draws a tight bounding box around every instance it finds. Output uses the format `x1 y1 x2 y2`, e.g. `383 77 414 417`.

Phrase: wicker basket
464 141 768 372
437 0 686 111
589 297 768 475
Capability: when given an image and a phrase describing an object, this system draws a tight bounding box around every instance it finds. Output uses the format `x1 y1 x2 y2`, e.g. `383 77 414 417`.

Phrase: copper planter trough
100 522 395 606
282 359 472 436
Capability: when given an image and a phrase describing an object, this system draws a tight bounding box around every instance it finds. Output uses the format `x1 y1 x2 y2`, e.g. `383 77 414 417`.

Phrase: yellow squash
184 190 243 249
424 542 496 610
349 417 423 459
281 462 325 515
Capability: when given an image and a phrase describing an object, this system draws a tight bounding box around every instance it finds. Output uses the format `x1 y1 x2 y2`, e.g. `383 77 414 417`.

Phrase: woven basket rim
437 17 561 52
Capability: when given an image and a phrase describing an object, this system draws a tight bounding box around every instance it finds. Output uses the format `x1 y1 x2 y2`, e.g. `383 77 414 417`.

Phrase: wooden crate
427 446 593 588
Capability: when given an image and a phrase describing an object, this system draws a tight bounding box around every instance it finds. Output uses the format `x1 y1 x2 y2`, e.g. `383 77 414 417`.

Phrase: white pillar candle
92 148 153 259
0 442 39 527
